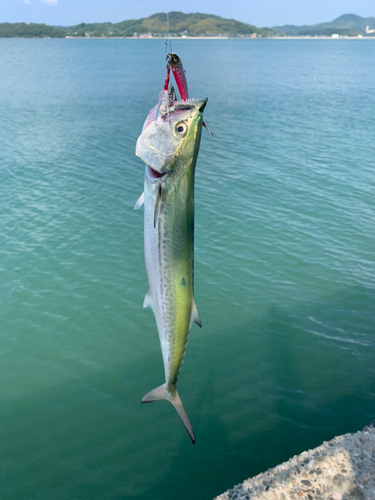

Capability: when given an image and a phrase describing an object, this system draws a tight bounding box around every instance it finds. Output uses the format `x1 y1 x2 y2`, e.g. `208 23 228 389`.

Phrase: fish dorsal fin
134 192 144 210
189 300 202 329
143 291 153 311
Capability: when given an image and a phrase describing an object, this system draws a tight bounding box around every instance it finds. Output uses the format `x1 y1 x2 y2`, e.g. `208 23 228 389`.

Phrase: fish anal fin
142 383 195 444
143 291 153 311
189 300 202 329
134 192 144 210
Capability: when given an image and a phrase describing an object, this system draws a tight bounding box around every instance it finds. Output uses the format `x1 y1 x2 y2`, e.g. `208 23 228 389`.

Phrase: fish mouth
146 165 167 181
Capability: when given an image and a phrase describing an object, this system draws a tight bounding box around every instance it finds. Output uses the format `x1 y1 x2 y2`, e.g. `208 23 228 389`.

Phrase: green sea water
1 38 374 499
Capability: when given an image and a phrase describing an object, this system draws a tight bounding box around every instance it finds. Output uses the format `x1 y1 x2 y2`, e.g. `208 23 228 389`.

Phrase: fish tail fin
169 389 196 445
142 384 195 444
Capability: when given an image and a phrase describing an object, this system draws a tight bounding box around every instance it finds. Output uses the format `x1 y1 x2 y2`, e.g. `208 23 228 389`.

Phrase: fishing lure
167 53 189 101
167 52 213 135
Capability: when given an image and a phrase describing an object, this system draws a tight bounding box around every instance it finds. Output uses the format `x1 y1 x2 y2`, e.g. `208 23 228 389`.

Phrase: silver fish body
135 89 207 443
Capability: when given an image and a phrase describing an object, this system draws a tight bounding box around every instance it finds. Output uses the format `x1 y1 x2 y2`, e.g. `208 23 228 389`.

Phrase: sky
0 0 374 28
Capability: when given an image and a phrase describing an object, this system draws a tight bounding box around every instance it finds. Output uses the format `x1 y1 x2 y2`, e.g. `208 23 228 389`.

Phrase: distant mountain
0 12 279 38
274 14 375 36
0 22 65 38
65 12 279 38
1 12 373 39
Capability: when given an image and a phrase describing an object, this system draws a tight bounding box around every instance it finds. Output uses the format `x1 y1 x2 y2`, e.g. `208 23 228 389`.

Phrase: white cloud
41 0 58 5
23 0 32 4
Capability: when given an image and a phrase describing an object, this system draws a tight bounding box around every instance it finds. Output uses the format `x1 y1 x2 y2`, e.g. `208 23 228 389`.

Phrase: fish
135 86 207 444
168 53 189 101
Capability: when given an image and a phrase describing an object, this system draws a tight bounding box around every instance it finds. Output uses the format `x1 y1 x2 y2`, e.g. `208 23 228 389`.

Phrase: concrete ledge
215 423 375 500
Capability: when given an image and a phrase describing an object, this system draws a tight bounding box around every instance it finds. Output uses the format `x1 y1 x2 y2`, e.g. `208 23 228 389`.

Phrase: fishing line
165 6 172 54
147 92 160 103
163 6 172 96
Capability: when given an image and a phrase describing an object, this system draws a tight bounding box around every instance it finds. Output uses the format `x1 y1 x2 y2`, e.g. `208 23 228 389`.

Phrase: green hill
0 22 65 38
2 12 373 39
65 12 279 37
0 12 279 38
274 14 375 36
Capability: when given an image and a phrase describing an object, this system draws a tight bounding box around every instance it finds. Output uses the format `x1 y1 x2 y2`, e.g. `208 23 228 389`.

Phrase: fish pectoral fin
142 384 195 444
189 300 202 329
143 291 153 311
134 192 144 210
153 182 162 228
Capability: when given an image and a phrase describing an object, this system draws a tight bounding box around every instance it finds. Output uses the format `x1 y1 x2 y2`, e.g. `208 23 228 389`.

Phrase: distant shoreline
271 36 375 39
1 13 374 40
1 36 375 40
60 35 375 40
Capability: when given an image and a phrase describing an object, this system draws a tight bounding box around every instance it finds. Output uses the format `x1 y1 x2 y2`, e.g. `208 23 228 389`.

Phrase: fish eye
175 122 187 137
